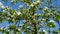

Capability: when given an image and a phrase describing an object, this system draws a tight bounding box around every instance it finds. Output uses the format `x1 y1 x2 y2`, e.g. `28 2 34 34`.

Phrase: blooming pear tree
0 0 60 34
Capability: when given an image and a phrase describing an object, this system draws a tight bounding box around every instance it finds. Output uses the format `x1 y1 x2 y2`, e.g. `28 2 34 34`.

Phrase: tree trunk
33 23 37 34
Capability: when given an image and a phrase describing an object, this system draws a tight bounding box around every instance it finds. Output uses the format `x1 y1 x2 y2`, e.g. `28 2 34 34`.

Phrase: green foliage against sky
0 0 60 34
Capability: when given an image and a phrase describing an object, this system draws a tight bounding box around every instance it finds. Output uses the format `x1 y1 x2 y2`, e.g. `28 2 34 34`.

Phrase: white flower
27 26 30 28
11 15 14 17
7 18 10 20
17 12 21 15
18 28 20 31
44 7 48 11
34 13 37 15
33 2 37 5
36 0 40 3
42 18 45 20
33 19 35 21
45 7 48 9
0 2 5 8
43 30 46 32
1 6 5 8
30 4 34 7
2 9 7 12
49 20 55 23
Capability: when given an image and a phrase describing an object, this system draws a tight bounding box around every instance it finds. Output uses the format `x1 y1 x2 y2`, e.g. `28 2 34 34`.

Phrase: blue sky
0 0 60 34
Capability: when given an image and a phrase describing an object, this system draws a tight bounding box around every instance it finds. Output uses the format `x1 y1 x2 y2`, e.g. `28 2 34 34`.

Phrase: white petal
1 6 5 8
18 28 20 31
43 30 46 32
34 13 37 15
30 4 34 7
42 18 45 20
36 0 40 3
17 12 21 15
8 18 10 20
11 15 14 17
45 7 48 9
33 2 37 5
2 9 6 12
49 20 55 22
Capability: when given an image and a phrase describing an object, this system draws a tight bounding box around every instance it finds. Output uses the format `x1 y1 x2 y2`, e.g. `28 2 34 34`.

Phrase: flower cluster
30 0 41 7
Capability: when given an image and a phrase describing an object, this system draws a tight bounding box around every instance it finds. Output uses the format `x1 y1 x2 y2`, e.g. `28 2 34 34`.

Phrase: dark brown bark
31 10 37 34
33 23 37 34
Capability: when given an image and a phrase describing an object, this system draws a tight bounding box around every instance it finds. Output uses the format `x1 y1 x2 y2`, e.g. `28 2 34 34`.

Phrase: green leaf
9 24 16 30
0 16 3 23
6 32 9 34
11 0 18 4
47 22 55 28
55 16 60 20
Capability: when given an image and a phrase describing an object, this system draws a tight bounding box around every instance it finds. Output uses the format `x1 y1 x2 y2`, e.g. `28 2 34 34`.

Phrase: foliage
0 0 60 34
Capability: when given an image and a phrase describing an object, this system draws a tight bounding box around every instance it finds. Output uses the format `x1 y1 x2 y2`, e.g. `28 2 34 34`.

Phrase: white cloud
0 2 3 6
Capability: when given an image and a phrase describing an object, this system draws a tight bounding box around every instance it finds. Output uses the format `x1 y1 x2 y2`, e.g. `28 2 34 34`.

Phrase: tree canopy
0 0 60 34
